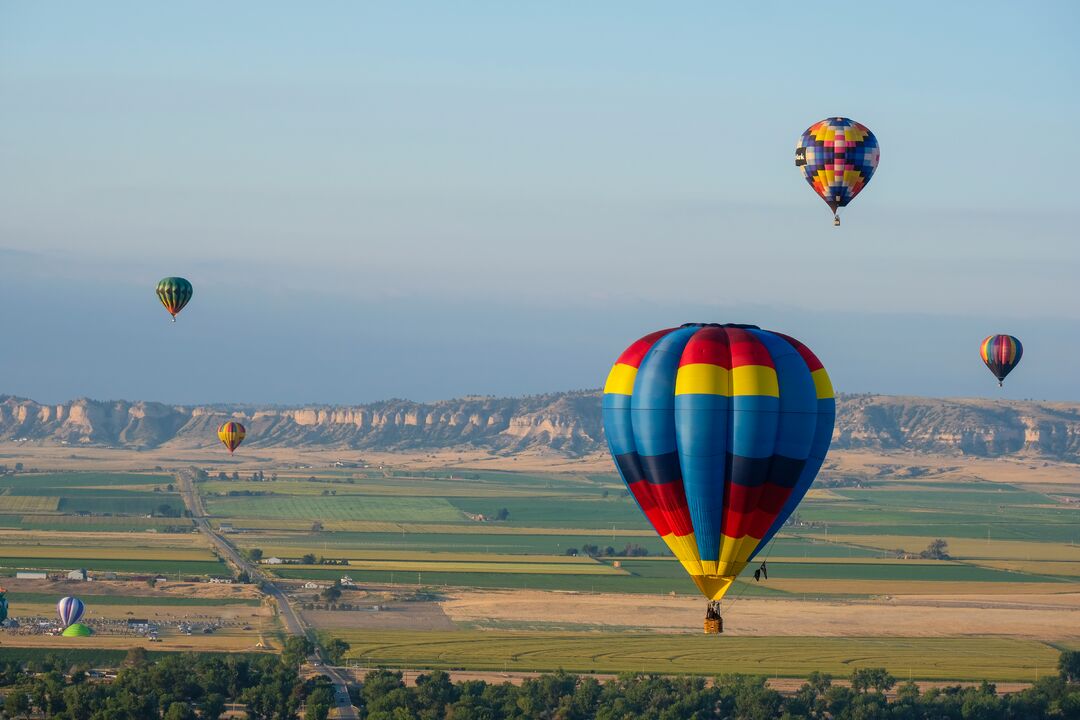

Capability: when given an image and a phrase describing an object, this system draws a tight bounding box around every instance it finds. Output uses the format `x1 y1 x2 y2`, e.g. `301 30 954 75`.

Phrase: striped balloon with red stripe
980 334 1023 386
217 421 247 454
602 323 834 601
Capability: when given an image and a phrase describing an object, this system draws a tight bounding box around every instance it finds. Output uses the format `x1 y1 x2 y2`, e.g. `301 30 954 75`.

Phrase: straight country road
177 468 358 719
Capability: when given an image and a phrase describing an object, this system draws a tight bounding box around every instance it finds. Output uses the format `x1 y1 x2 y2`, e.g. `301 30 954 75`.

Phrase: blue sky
2 2 1078 404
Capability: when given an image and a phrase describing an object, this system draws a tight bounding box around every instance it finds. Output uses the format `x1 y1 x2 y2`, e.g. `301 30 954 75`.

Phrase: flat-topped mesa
1 392 1080 460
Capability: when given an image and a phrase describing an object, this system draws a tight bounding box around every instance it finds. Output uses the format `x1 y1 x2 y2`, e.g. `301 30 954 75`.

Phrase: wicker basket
703 618 722 635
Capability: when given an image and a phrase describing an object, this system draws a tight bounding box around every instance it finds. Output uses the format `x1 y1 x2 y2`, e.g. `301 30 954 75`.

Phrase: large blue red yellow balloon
602 324 835 601
796 117 879 225
981 335 1023 387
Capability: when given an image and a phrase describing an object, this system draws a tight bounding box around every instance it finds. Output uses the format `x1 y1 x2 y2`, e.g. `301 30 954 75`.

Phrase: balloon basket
704 618 722 635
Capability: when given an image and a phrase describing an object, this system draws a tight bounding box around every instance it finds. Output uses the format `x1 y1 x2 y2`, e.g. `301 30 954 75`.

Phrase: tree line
0 647 1076 718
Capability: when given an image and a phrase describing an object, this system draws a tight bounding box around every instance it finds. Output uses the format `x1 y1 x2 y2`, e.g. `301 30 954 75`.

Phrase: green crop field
0 473 173 490
327 630 1059 681
0 557 226 575
16 516 192 532
0 496 60 512
447 496 651 529
207 495 465 522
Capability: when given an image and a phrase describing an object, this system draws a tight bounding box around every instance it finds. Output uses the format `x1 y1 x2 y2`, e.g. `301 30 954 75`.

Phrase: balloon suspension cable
725 538 780 613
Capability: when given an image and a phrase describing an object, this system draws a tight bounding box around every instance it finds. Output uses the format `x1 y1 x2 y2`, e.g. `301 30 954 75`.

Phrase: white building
16 571 47 580
67 569 88 581
340 575 356 588
261 557 284 565
302 581 326 590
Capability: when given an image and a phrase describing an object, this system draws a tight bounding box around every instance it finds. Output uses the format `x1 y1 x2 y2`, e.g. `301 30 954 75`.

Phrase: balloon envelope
602 324 835 600
217 422 246 453
57 596 85 627
156 277 193 320
981 335 1023 385
796 117 879 219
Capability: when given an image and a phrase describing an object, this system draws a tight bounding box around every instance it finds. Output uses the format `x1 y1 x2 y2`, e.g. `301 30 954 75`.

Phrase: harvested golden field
970 560 1080 577
824 535 1080 561
246 548 601 564
0 530 211 549
437 588 1080 640
289 560 625 575
0 545 216 561
763 579 1078 596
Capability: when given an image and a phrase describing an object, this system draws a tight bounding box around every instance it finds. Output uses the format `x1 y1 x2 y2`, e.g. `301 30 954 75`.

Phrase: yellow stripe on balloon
718 533 763 568
731 365 779 397
660 531 703 577
811 368 834 400
603 363 637 395
674 364 731 396
843 169 864 187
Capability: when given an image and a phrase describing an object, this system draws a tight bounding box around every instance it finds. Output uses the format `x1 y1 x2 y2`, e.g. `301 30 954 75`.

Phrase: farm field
327 629 1061 682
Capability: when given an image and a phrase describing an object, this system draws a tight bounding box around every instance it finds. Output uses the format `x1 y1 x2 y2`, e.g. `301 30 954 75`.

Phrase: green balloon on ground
62 623 93 637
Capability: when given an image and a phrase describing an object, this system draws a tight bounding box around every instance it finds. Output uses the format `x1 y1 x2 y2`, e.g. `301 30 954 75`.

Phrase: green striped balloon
156 277 193 322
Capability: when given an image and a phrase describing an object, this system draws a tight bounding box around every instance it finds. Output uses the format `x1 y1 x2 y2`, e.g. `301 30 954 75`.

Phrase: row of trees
567 543 651 558
354 653 1080 720
0 641 316 719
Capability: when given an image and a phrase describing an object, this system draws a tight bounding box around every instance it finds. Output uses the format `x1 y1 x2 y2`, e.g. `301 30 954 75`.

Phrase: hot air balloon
602 324 835 633
57 596 85 628
218 421 246 453
981 335 1023 387
795 117 879 226
156 277 193 322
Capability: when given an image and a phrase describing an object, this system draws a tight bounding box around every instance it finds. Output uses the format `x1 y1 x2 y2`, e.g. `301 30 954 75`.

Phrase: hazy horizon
3 2 1078 405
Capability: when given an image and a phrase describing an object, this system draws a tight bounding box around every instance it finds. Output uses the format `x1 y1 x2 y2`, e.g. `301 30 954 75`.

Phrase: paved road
176 469 358 718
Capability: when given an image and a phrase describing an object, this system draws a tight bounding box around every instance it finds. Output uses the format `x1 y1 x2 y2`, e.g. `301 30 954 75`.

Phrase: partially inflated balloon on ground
218 421 246 453
981 335 1023 387
156 277 193 322
795 117 879 225
602 323 835 602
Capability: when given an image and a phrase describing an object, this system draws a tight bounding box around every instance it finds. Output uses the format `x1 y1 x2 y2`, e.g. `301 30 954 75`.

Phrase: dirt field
438 588 1080 640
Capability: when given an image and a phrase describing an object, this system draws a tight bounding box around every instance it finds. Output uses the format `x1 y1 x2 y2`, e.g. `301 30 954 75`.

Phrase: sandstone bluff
2 392 1080 461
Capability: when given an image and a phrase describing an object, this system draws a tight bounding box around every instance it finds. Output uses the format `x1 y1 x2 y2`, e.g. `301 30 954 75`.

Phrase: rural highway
176 469 359 719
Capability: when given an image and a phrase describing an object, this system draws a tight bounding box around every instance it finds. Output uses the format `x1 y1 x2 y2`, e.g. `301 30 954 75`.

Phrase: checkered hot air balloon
795 117 879 226
218 422 246 454
57 596 85 628
602 324 835 630
156 277 193 322
981 335 1023 387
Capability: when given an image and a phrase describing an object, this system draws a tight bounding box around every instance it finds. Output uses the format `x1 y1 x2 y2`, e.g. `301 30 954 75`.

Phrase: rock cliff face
2 392 1080 460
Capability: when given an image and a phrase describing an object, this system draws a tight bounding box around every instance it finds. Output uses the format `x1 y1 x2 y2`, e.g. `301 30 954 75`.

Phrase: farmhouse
302 581 326 590
340 575 357 588
66 569 88 581
262 557 285 565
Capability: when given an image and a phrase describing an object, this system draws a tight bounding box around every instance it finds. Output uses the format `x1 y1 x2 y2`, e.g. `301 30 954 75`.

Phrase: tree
248 548 264 562
325 638 350 665
163 701 197 720
124 646 149 667
322 585 342 603
232 471 240 481
495 508 510 521
302 553 316 565
851 667 896 694
311 521 324 532
202 693 226 720
1060 649 1080 683
305 686 334 720
4 690 28 718
565 548 579 556
920 538 950 560
283 636 315 667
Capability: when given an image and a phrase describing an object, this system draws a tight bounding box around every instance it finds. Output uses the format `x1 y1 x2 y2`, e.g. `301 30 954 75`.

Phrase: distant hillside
2 392 1080 461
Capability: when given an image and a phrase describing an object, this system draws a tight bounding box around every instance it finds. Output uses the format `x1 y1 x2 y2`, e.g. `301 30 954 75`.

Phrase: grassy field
0 557 226 575
207 495 464 522
328 630 1061 681
0 496 60 512
0 545 215 561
